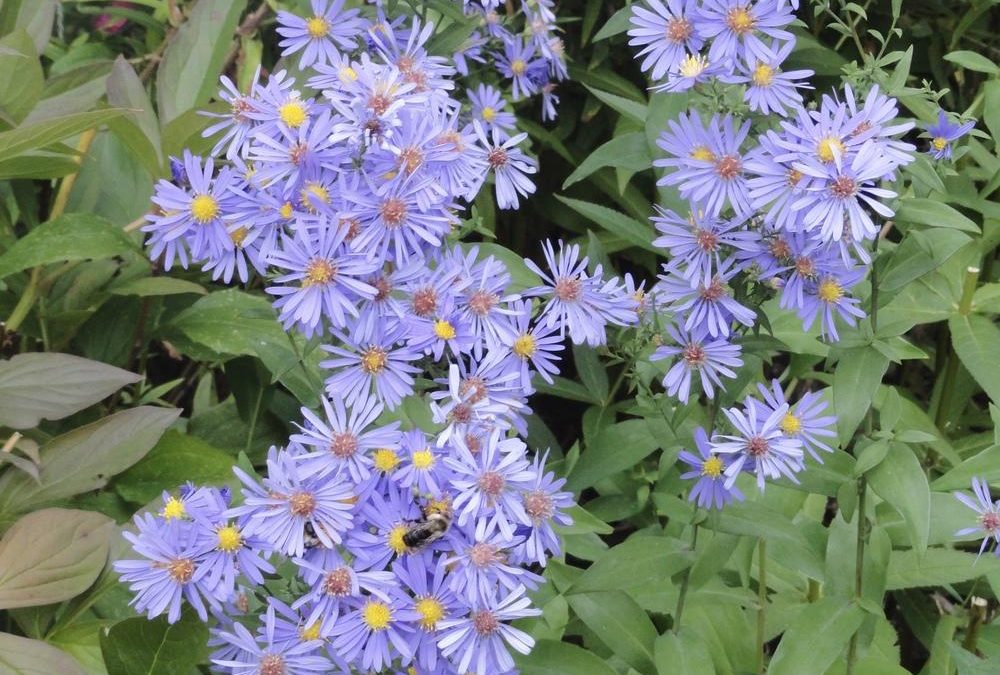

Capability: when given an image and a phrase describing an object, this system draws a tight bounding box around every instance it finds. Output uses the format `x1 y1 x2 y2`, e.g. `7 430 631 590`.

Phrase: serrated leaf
0 352 140 429
100 608 208 675
0 213 137 280
0 508 113 609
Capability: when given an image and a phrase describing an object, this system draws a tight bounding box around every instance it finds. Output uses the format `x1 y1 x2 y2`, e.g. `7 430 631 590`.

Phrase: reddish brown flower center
478 470 505 497
448 403 472 424
699 278 725 302
695 228 718 252
380 198 408 227
714 154 742 180
795 256 815 277
373 277 392 301
459 377 488 404
289 491 316 516
830 176 858 199
487 148 509 168
398 146 423 174
464 433 482 454
472 610 500 636
982 512 1000 532
747 436 770 457
323 567 353 596
412 288 438 316
554 276 581 301
289 143 308 165
769 238 792 260
330 432 359 458
468 290 498 316
339 217 361 241
368 93 391 116
166 558 195 583
469 542 500 568
682 343 706 367
666 17 693 43
259 653 286 675
524 490 554 522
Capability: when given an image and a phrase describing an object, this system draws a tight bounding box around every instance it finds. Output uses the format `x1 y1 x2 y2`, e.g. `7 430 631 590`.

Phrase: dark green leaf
833 346 890 445
555 196 659 254
0 213 137 280
567 590 657 675
101 608 208 675
655 630 716 675
593 7 631 42
109 276 207 297
943 50 999 74
113 430 236 504
0 109 126 162
895 198 979 233
106 55 162 177
563 132 651 188
569 536 693 602
517 639 617 675
567 419 663 491
886 549 1000 590
767 598 865 675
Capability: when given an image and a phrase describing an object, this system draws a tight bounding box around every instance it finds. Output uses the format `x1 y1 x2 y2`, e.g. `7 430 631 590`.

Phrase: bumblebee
303 521 322 550
402 497 453 549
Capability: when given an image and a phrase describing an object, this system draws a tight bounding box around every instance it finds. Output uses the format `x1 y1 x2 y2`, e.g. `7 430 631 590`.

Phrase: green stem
846 477 867 675
757 538 768 675
673 523 699 633
935 266 980 430
962 597 987 653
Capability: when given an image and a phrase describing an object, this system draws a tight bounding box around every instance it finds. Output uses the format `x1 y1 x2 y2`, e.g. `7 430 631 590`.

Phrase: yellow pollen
190 194 219 224
690 145 716 162
510 59 527 75
727 7 755 34
306 16 329 38
300 182 330 211
229 226 249 247
412 449 435 470
302 259 335 287
701 455 724 478
279 201 294 220
481 106 496 122
679 53 708 78
752 63 774 86
299 622 322 641
339 65 358 82
373 448 401 473
362 601 392 630
161 496 186 520
216 524 242 552
360 347 388 374
425 497 451 515
388 525 409 554
512 334 536 359
433 319 457 340
780 412 802 435
415 597 446 630
932 137 948 151
817 278 844 302
817 136 845 163
279 100 307 128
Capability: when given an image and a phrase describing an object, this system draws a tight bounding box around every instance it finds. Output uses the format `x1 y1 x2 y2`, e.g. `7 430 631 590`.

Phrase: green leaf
101 608 209 675
113 430 236 504
895 198 980 233
711 501 826 580
949 313 1000 403
156 0 247 124
0 632 85 675
867 442 930 553
943 50 1000 74
0 213 138 280
0 508 113 609
854 438 890 476
533 376 601 404
593 6 631 41
0 31 43 123
569 536 693 602
0 0 57 54
567 590 657 675
972 283 1000 314
0 352 140 429
0 406 180 515
655 630 716 675
0 108 126 162
886 549 1000 590
106 55 162 177
563 132 651 189
879 229 972 293
109 276 206 297
517 639 617 675
571 344 609 403
932 443 1000 490
582 85 648 124
557 505 613 535
567 419 664 491
767 598 865 675
833 346 890 445
555 196 658 254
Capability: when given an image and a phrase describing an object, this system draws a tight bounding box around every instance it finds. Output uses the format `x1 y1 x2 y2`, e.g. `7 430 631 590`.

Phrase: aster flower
114 514 220 623
248 110 346 192
796 267 867 342
445 527 543 603
629 0 703 80
293 551 397 634
469 83 517 133
202 72 263 159
657 260 757 338
394 556 461 671
276 0 364 68
395 430 451 495
745 130 814 229
344 486 424 571
678 426 744 509
437 585 541 675
711 400 805 489
292 394 401 483
651 207 759 287
189 512 274 599
497 299 564 393
925 110 976 160
430 364 519 447
750 380 837 461
651 324 743 403
730 41 812 115
228 448 356 557
954 477 1000 557
211 605 332 674
697 0 795 65
266 220 378 339
328 590 418 671
473 122 538 210
407 306 477 361
651 52 728 92
320 326 421 410
840 84 916 173
510 450 573 566
496 36 540 100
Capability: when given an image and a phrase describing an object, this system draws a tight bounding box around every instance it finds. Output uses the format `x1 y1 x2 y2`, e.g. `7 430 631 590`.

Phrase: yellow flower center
510 59 527 75
412 449 435 470
752 63 774 86
216 524 242 553
373 448 401 473
817 278 844 303
306 16 329 38
817 136 845 163
433 319 457 340
190 194 219 224
302 259 335 287
279 100 307 128
229 226 248 247
679 53 708 78
780 412 802 435
481 106 496 122
161 496 186 520
299 622 322 641
360 347 388 374
300 181 329 211
932 137 948 151
690 145 716 162
387 524 409 554
415 597 446 630
339 65 358 82
512 333 536 359
701 455 724 478
726 7 755 34
362 601 392 630
279 201 294 220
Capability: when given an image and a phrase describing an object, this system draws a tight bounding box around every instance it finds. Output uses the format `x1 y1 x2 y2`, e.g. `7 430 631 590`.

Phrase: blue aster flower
510 450 573 566
344 486 423 571
327 590 418 672
496 36 541 100
651 324 743 403
926 109 976 160
320 325 421 410
497 299 564 393
729 41 812 115
656 259 756 338
796 267 867 342
473 122 537 210
394 556 462 672
678 426 744 509
954 478 1000 557
629 0 703 80
697 0 795 65
444 527 543 603
292 550 397 635
711 399 806 490
211 604 332 674
276 0 364 69
652 206 759 287
750 380 838 462
396 429 452 496
469 83 517 133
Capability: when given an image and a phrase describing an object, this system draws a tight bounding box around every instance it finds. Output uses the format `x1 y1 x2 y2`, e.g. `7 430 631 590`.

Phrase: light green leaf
555 196 658 254
106 55 162 177
0 213 138 280
582 85 648 124
949 313 1000 403
867 442 930 553
833 346 890 445
533 376 601 404
0 0 57 53
567 419 664 491
0 352 140 429
569 536 693 602
943 50 1000 74
886 549 1000 590
767 598 865 675
593 6 631 42
100 608 208 675
0 632 85 675
880 229 973 293
0 509 113 610
113 430 236 504
711 501 826 580
932 443 1000 490
0 31 43 123
571 344 609 403
0 109 126 163
567 590 657 675
655 630 715 675
563 132 651 188
895 198 980 233
156 0 247 124
516 639 617 675
109 277 206 297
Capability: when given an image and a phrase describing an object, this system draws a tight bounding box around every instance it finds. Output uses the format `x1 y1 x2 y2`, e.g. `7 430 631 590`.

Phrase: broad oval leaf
949 313 1000 404
0 508 113 610
886 549 1000 590
655 630 716 675
567 419 664 491
767 597 865 675
833 346 890 445
516 639 617 675
0 406 180 514
0 632 85 675
0 213 137 280
567 590 657 675
0 352 140 429
113 430 236 504
569 535 693 604
100 608 209 675
867 442 930 553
